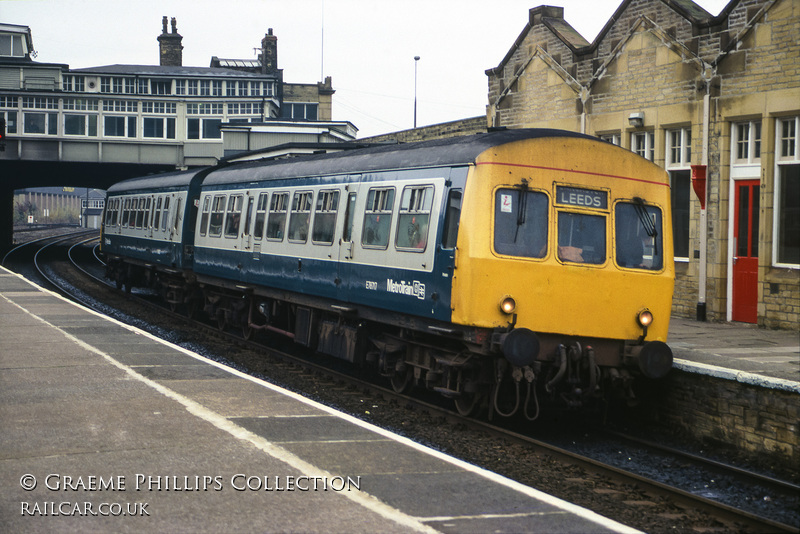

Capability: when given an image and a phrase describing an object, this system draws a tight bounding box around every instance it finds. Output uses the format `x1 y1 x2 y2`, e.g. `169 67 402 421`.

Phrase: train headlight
500 296 517 315
637 309 654 328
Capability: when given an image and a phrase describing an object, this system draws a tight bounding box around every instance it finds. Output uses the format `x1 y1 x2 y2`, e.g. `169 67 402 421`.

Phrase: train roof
106 168 207 194
203 128 596 186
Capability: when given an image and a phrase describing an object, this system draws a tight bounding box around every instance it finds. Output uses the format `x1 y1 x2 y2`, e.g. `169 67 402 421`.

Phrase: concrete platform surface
669 316 799 390
0 268 638 533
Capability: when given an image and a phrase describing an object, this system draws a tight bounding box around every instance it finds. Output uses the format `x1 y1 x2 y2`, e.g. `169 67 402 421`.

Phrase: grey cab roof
204 128 596 187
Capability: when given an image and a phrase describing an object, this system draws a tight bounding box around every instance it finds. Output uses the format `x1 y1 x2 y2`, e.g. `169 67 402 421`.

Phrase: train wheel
216 310 227 331
390 367 412 393
454 393 481 417
186 299 200 320
241 324 253 341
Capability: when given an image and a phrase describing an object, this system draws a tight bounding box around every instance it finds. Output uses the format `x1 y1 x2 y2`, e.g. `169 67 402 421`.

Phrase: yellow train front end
452 135 674 410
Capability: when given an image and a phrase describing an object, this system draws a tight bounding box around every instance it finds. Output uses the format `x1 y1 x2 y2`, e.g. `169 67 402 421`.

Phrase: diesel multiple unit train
101 128 675 419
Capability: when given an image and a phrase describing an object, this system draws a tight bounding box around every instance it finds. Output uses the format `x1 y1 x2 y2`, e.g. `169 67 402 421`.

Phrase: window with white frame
775 116 799 266
734 120 761 163
631 131 654 161
666 128 692 259
599 132 620 145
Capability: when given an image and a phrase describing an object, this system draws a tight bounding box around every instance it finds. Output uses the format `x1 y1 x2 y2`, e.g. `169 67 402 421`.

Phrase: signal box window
362 188 395 249
557 212 606 264
266 193 288 240
615 202 663 270
208 195 226 237
396 186 433 251
224 195 244 238
288 192 313 242
312 190 339 244
494 189 548 258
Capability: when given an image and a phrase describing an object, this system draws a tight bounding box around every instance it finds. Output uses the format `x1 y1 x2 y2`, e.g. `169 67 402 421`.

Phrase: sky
1 0 731 138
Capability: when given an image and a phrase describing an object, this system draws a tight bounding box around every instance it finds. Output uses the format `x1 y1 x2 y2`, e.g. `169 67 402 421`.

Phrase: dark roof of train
106 168 206 194
204 128 596 186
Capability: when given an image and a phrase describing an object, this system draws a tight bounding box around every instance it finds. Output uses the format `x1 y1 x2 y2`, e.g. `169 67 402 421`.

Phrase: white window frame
630 131 654 161
666 127 692 261
773 116 800 269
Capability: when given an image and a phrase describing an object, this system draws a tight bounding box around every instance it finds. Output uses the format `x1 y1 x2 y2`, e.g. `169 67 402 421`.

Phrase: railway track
8 229 799 534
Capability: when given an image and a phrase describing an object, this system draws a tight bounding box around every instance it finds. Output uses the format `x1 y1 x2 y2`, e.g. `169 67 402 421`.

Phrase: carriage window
243 196 254 237
224 195 244 238
288 191 313 242
121 198 131 227
199 196 211 236
442 189 462 249
153 197 163 230
494 189 548 258
253 193 268 240
266 192 288 240
173 198 182 232
161 197 170 231
145 197 153 229
342 192 357 242
396 185 433 251
557 212 606 264
312 190 339 244
135 198 146 228
615 202 663 270
208 195 226 237
362 187 395 249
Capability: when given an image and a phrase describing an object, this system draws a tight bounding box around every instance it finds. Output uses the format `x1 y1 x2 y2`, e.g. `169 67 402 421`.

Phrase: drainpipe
697 68 712 321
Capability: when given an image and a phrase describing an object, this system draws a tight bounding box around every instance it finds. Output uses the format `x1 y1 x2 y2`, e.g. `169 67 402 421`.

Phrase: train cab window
266 192 288 240
615 202 663 270
557 212 606 264
396 185 433 251
153 197 163 230
494 189 548 258
442 189 462 249
253 193 268 240
224 195 244 238
312 190 339 244
362 187 395 249
199 196 211 236
161 197 170 231
208 195 226 237
288 191 313 243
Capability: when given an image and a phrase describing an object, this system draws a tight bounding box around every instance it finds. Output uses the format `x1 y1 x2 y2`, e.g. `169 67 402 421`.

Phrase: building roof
71 64 278 79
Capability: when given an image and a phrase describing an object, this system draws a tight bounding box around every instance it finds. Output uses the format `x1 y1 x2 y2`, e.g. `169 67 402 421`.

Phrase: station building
484 0 799 330
0 18 356 169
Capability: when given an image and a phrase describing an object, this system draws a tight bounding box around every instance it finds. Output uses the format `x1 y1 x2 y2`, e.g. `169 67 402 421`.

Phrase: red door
732 180 759 323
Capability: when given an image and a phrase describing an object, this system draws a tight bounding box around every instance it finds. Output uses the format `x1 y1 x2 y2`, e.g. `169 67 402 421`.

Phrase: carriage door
732 180 759 323
337 181 361 302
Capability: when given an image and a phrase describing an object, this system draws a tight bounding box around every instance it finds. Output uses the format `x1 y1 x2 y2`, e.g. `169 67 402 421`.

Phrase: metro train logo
386 279 426 300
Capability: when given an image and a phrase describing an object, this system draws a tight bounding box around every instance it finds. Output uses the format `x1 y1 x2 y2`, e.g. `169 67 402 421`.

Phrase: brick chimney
261 28 278 74
158 16 183 67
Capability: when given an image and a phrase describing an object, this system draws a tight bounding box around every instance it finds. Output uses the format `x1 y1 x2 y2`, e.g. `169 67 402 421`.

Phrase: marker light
637 309 654 328
500 296 517 315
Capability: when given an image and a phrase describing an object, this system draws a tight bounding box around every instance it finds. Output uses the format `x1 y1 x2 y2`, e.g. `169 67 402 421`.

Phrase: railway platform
0 266 635 533
669 316 799 389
